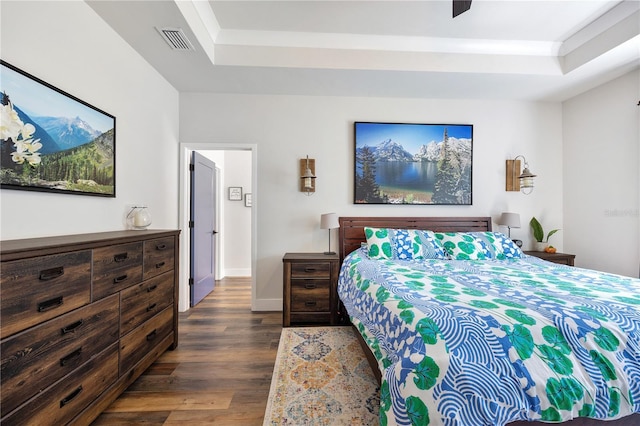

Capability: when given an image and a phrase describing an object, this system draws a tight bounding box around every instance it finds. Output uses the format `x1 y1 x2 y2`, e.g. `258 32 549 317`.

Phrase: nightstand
282 253 341 326
524 251 576 266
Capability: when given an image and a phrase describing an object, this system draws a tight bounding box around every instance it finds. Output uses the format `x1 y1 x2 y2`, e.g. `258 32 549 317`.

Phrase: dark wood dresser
0 229 180 425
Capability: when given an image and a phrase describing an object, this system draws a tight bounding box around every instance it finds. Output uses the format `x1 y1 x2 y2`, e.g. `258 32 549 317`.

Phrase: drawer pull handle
60 386 83 408
60 347 82 366
113 274 128 284
147 284 158 292
114 252 128 262
61 319 84 335
305 283 317 289
156 244 167 250
147 303 157 312
305 301 317 307
155 261 166 269
113 252 129 263
304 268 316 273
38 296 63 312
146 329 157 341
39 266 64 281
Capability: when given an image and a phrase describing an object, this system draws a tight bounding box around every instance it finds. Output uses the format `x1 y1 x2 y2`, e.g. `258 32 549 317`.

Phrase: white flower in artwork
0 103 23 141
11 138 42 165
20 122 36 140
1 97 42 167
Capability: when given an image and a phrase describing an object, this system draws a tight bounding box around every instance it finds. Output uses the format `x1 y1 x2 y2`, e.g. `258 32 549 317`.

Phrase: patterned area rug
263 326 380 425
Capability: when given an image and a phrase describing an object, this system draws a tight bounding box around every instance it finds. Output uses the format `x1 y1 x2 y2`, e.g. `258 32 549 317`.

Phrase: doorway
179 143 257 313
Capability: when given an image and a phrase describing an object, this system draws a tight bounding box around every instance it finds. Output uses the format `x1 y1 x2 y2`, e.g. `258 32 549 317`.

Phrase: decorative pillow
433 232 490 260
469 232 499 259
415 230 449 259
364 227 394 259
476 232 523 259
394 229 424 260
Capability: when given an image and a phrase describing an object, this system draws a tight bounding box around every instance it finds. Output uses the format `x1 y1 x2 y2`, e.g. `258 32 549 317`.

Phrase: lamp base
323 251 336 255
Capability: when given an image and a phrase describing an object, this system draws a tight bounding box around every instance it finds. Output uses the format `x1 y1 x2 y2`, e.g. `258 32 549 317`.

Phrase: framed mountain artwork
0 60 116 197
354 121 472 205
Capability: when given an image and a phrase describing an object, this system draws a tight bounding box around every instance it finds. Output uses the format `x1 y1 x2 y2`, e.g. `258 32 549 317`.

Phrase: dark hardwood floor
92 277 282 425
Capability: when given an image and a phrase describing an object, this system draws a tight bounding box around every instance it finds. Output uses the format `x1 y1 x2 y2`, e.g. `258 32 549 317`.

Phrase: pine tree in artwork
355 146 384 203
432 128 461 204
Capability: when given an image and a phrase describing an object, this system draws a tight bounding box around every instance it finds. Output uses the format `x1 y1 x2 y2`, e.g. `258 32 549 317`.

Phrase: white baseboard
222 268 251 277
252 298 282 312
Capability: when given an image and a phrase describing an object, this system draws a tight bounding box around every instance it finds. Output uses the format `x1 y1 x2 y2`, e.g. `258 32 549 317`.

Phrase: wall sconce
506 155 536 194
300 155 316 195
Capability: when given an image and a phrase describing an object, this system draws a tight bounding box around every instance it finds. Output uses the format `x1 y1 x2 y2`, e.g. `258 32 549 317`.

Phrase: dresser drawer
290 262 330 279
2 343 118 426
143 237 175 280
290 280 330 312
119 306 173 374
0 251 92 339
120 271 174 336
1 294 119 417
93 242 143 300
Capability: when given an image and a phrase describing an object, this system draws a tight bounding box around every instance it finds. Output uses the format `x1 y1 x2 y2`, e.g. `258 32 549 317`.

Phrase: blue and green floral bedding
338 248 640 425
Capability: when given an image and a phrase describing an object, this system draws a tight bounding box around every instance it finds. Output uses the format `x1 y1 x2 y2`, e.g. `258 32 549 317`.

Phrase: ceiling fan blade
453 0 472 18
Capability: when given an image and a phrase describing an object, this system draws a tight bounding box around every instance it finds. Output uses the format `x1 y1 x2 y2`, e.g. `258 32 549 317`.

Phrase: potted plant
529 217 560 252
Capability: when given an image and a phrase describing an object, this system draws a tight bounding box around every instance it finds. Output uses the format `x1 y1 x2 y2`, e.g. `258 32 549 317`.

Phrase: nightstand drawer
290 262 331 279
291 280 330 311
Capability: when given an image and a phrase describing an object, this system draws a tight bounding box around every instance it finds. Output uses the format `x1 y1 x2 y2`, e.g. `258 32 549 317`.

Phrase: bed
337 216 640 426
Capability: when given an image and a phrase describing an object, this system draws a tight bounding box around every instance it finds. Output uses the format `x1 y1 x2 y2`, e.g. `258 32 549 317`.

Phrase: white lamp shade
320 213 339 229
498 212 520 228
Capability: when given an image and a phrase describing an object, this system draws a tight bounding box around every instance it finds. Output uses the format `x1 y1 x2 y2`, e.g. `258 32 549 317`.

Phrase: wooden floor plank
103 391 234 412
92 277 281 425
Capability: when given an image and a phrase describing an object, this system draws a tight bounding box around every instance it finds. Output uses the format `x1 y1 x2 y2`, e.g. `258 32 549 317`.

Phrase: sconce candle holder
300 156 316 195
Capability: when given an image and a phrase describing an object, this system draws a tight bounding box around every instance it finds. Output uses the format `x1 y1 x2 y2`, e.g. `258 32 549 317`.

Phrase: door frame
178 142 258 313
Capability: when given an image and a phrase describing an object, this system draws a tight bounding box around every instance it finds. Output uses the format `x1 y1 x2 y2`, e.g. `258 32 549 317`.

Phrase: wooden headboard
338 216 492 262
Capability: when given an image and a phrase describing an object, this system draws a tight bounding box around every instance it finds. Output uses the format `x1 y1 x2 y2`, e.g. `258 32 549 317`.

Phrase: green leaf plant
530 217 560 243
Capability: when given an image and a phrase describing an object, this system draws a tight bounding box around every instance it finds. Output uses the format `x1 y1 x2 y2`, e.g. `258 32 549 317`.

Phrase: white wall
180 94 564 307
0 1 179 240
563 70 640 277
221 150 252 276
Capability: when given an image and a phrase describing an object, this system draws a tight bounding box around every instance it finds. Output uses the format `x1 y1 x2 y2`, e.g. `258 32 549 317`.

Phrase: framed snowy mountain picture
0 60 116 197
354 122 472 205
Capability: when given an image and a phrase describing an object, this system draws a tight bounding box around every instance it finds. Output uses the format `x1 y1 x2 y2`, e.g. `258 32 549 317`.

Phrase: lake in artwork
375 161 437 203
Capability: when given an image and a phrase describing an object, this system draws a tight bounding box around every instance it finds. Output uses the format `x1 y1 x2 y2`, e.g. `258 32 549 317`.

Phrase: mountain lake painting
0 61 115 197
354 122 472 205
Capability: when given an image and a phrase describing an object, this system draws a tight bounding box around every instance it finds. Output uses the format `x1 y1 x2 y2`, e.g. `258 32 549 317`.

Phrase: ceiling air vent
156 27 195 51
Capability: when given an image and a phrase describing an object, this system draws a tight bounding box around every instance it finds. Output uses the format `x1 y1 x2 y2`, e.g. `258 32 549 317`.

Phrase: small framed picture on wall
229 187 242 201
245 193 252 207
